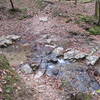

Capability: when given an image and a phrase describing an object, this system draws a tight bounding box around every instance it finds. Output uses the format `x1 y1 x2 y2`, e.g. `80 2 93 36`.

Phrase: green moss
61 80 70 88
96 89 100 93
18 15 32 20
9 8 22 13
75 93 92 100
79 0 93 3
0 54 10 70
2 72 19 100
89 26 100 35
5 85 13 94
84 94 92 100
0 54 19 100
78 15 95 23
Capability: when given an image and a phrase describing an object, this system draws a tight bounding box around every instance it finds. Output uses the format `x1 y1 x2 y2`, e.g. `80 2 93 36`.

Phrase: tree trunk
75 0 77 5
98 1 100 25
95 0 98 17
10 0 15 9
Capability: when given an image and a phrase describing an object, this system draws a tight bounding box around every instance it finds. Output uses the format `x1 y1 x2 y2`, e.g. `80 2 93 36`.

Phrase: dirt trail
18 72 63 100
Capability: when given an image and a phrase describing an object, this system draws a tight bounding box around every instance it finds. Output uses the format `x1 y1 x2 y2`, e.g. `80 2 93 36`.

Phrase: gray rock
90 81 100 91
47 54 58 64
86 55 100 65
46 39 52 44
39 17 48 22
45 44 56 49
34 71 44 79
0 39 12 47
64 49 79 60
75 52 87 59
64 49 87 60
0 35 21 47
21 64 33 74
6 35 21 41
53 47 64 56
47 58 58 64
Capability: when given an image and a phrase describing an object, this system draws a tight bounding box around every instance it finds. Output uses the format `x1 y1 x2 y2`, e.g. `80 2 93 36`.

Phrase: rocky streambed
0 35 100 96
19 43 100 93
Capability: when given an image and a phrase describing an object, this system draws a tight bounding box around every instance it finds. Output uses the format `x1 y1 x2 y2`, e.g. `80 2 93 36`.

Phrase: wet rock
39 17 48 22
21 64 33 74
46 65 59 76
70 69 100 92
86 55 100 65
90 81 100 91
0 35 21 47
39 61 47 74
71 72 90 92
53 47 64 56
58 59 65 64
47 54 58 64
47 58 58 64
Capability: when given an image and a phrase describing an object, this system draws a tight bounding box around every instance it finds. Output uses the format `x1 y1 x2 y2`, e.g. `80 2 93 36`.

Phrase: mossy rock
89 26 100 35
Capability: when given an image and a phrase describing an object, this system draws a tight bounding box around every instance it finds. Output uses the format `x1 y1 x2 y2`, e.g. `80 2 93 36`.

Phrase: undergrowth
0 54 19 100
89 26 100 35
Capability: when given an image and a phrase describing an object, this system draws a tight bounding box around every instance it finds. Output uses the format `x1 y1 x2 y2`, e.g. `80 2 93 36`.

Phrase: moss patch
79 0 93 3
78 15 95 24
0 54 10 70
74 93 93 100
0 54 19 100
89 26 100 35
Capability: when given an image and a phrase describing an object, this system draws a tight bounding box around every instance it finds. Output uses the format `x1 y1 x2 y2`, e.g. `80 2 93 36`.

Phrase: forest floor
0 0 100 100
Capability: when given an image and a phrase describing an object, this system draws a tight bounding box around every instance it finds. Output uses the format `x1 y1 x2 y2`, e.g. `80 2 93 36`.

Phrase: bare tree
10 0 15 9
75 0 77 5
98 1 100 25
95 0 100 25
95 0 98 17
